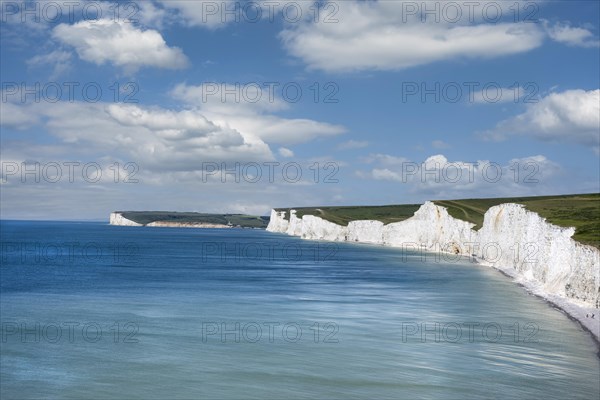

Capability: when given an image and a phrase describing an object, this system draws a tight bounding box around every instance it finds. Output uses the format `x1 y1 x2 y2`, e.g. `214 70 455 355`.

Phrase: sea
1 220 599 399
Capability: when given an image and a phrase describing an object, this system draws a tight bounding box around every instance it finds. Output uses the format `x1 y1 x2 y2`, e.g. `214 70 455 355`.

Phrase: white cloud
2 78 347 173
1 98 347 220
3 101 273 172
52 19 189 72
471 86 530 104
171 83 346 145
171 82 289 114
545 21 600 48
280 1 545 72
0 102 38 129
481 89 600 153
27 50 72 79
136 1 170 28
337 140 369 150
106 104 233 141
371 168 402 182
278 147 294 158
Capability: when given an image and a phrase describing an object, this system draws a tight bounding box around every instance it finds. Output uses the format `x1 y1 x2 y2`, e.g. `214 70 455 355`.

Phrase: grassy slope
119 212 269 228
276 193 600 248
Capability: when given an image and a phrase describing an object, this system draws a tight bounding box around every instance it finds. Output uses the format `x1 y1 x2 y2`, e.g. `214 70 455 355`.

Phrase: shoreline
486 260 600 350
400 242 600 345
409 242 599 346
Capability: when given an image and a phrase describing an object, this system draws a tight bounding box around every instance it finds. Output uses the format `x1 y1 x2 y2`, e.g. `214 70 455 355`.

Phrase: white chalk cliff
267 202 600 339
109 212 142 226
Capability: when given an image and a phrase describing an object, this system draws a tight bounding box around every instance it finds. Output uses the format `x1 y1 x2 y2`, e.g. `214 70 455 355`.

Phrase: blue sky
1 0 599 220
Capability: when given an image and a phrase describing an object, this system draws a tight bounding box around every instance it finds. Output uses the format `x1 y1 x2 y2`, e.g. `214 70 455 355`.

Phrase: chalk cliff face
286 210 304 237
347 220 383 243
476 204 599 308
109 212 142 226
302 215 348 242
268 210 289 233
382 202 477 254
266 202 600 312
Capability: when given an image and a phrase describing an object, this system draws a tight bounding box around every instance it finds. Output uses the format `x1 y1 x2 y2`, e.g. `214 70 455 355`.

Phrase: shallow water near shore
1 221 599 399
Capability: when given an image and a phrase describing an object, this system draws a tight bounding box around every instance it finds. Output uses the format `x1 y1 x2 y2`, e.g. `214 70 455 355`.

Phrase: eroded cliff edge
109 212 142 226
267 202 600 340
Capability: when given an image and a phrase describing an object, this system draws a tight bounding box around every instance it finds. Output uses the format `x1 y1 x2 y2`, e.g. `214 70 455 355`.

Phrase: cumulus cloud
545 21 600 48
2 78 347 172
171 82 346 145
280 1 545 72
2 100 273 172
481 89 600 153
52 19 189 72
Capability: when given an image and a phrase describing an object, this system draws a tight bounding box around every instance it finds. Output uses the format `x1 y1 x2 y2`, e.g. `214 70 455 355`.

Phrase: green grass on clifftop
276 193 600 248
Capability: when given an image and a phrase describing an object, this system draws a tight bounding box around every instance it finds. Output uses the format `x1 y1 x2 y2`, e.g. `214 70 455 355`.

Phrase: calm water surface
1 221 599 399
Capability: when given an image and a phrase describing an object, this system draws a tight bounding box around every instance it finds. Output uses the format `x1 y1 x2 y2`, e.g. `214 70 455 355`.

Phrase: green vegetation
119 212 269 228
276 193 600 248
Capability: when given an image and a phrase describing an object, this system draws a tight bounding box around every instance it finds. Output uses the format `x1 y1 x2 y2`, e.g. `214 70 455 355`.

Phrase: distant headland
110 211 269 229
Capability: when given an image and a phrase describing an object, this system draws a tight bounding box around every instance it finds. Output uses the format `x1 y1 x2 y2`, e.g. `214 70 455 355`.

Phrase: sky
0 0 599 220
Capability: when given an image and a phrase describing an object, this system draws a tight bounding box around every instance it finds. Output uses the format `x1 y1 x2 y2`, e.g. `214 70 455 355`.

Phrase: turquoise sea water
1 221 599 399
